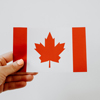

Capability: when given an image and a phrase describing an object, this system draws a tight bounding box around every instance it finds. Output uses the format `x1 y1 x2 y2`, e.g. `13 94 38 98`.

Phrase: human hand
0 52 38 93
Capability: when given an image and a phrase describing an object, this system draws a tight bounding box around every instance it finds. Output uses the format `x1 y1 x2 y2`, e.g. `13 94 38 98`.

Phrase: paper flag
13 27 87 73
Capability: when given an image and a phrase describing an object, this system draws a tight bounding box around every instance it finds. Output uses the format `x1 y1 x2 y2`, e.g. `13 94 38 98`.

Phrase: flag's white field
27 27 73 72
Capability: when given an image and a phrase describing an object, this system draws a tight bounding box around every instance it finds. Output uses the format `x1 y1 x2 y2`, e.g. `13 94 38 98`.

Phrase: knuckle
0 74 6 85
6 76 13 82
11 62 18 71
0 67 6 78
0 57 3 63
0 56 3 60
0 56 6 66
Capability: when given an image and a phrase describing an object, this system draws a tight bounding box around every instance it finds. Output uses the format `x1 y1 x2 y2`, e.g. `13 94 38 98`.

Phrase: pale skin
0 52 38 93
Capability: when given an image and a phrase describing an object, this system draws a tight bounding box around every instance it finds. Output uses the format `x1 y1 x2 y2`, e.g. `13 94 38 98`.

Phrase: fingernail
26 75 33 80
35 72 38 75
17 59 24 66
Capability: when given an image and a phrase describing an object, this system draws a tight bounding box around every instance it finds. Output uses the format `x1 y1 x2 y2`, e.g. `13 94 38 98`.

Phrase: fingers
1 59 24 76
3 81 26 91
10 72 38 76
0 52 13 63
0 56 7 66
6 75 34 83
0 85 3 93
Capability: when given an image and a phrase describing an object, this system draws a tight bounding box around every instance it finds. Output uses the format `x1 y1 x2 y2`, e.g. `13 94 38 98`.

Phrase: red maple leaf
35 32 65 68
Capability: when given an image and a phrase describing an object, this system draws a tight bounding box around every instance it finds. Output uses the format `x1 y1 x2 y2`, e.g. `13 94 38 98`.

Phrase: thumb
1 59 24 76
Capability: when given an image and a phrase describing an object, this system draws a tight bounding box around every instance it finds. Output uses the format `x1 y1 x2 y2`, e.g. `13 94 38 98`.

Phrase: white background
0 0 100 100
27 27 72 73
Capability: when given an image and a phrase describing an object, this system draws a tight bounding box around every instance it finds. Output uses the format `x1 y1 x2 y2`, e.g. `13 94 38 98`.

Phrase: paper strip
13 27 27 72
72 27 87 72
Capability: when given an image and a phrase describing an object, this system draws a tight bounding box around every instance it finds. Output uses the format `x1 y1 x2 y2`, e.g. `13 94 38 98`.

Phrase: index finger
0 51 13 63
10 72 38 76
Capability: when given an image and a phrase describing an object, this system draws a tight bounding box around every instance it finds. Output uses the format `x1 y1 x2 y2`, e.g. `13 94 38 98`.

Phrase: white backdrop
0 0 100 100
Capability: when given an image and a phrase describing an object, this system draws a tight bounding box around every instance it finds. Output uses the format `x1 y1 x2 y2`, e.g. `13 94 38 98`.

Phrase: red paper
13 27 27 72
72 27 87 72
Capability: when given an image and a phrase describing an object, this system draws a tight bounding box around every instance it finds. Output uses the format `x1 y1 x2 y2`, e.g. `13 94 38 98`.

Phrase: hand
0 52 38 93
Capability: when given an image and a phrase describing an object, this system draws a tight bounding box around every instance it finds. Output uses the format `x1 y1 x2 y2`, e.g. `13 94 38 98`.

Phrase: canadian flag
13 27 87 73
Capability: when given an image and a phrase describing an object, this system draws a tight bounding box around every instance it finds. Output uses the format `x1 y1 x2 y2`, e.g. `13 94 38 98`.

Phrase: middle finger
6 75 34 83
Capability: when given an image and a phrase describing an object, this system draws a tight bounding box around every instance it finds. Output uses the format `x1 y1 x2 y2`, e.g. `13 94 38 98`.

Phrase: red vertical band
72 27 87 72
13 27 27 72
